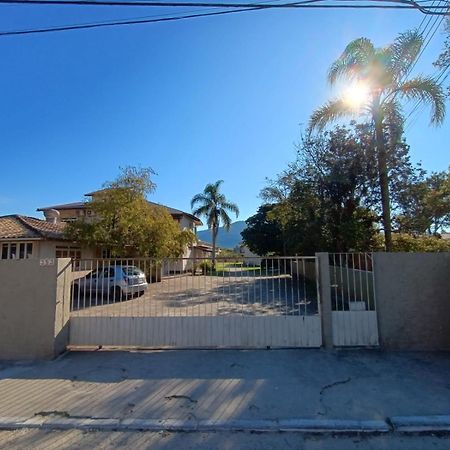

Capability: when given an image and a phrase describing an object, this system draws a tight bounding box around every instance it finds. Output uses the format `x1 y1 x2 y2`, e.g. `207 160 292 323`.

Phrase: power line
403 0 449 130
1 0 449 12
1 0 448 37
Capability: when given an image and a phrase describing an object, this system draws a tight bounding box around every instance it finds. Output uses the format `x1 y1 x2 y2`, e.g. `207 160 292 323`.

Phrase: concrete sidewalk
0 349 449 428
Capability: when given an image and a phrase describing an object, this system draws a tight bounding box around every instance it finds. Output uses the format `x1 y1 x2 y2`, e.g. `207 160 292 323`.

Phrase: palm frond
397 76 446 125
309 99 361 130
381 99 404 128
206 209 218 230
190 193 210 209
220 209 232 231
388 29 423 80
381 99 404 145
203 180 224 201
192 204 211 218
221 201 239 217
328 38 375 85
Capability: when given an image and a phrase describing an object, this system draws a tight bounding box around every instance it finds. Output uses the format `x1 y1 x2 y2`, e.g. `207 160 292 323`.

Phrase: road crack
318 377 352 416
165 395 197 403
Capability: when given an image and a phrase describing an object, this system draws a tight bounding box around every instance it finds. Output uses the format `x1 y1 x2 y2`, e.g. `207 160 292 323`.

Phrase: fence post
316 252 333 349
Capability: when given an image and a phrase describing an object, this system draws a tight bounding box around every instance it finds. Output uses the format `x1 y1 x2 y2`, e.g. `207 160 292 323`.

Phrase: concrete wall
0 258 72 360
39 241 95 259
374 252 450 351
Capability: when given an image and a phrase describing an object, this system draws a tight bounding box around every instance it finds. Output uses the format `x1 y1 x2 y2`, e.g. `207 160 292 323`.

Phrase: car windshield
122 267 144 276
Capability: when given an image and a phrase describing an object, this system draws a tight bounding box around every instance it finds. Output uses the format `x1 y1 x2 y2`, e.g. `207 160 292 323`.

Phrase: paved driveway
71 274 319 317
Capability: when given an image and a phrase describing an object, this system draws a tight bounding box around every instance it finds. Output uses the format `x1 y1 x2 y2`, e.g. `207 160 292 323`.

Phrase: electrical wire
0 0 448 37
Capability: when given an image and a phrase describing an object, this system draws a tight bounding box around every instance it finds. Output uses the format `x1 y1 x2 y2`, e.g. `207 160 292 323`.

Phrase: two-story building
0 190 212 269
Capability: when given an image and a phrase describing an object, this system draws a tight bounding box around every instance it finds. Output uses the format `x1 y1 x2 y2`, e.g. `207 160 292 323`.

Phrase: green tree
374 233 450 252
65 166 195 258
397 168 450 235
310 30 446 251
241 204 285 256
246 126 382 255
191 180 239 268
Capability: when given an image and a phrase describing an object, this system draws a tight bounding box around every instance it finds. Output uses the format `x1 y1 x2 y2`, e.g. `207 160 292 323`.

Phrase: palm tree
309 30 446 251
191 180 239 268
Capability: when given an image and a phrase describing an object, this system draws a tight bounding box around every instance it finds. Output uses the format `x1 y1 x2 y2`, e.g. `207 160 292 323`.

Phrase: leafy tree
374 233 450 252
245 126 382 255
310 30 446 251
65 166 195 258
396 168 450 235
241 204 285 256
191 180 239 268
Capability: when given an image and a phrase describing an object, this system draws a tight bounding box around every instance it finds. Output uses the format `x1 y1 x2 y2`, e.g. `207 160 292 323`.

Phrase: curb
1 416 450 434
390 415 450 433
0 416 389 433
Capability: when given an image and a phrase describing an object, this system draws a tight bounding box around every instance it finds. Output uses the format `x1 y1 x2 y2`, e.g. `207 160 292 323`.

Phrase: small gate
329 253 379 347
68 256 322 349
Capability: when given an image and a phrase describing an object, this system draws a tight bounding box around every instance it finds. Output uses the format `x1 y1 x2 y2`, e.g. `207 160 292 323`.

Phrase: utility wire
0 0 449 11
1 0 449 37
403 0 449 130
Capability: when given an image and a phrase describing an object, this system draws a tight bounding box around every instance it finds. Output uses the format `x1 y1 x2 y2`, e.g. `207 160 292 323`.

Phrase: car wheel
111 286 123 302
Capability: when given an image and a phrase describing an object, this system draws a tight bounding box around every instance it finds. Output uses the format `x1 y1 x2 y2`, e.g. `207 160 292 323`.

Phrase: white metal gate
329 253 379 346
69 256 322 349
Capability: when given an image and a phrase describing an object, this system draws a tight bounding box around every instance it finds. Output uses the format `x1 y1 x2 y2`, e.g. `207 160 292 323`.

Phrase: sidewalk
0 349 449 427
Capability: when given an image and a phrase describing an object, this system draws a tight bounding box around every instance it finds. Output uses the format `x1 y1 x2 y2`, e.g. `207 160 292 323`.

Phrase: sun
343 82 371 109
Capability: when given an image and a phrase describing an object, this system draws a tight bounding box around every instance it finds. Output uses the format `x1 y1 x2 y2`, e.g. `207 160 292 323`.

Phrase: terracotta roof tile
0 215 67 240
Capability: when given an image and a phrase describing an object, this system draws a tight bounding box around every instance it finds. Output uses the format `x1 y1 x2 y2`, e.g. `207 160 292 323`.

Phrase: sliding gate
69 256 322 349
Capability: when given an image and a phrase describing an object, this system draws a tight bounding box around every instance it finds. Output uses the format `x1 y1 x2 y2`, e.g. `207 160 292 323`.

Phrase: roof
0 215 67 240
37 202 85 211
194 240 213 251
147 201 202 225
38 191 202 225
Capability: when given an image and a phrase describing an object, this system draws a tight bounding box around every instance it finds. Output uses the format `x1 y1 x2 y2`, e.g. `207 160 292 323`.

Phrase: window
0 242 34 260
101 248 112 259
55 246 81 259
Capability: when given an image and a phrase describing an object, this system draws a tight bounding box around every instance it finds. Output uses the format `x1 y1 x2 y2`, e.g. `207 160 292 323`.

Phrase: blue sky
0 4 448 227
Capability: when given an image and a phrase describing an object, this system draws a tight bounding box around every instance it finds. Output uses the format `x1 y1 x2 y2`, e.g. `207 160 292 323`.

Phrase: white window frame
1 241 34 260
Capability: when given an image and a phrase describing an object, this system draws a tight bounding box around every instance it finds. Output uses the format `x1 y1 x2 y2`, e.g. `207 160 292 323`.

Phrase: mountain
196 221 247 249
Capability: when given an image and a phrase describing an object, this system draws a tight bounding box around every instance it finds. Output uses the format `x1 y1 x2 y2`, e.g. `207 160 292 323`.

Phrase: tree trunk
211 226 217 270
374 111 393 252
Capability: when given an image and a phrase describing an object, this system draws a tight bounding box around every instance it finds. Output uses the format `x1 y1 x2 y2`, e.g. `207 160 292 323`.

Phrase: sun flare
343 82 371 109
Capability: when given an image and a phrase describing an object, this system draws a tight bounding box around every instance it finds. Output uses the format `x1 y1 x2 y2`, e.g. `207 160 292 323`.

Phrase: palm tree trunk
211 226 217 270
374 112 393 252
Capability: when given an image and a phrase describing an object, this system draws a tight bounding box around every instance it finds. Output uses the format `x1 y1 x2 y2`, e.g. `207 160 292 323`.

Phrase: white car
73 265 148 301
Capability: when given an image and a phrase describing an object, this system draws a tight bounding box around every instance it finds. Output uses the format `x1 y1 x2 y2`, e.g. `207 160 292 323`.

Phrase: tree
396 168 450 235
310 30 446 251
245 125 382 255
191 180 239 268
65 166 195 258
241 205 285 256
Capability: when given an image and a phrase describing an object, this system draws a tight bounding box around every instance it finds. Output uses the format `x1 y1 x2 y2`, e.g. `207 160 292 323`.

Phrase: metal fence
70 256 320 318
329 252 376 312
329 252 379 346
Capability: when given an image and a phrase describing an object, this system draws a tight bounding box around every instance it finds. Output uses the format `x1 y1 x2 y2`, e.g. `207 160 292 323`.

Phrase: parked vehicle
72 265 148 301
